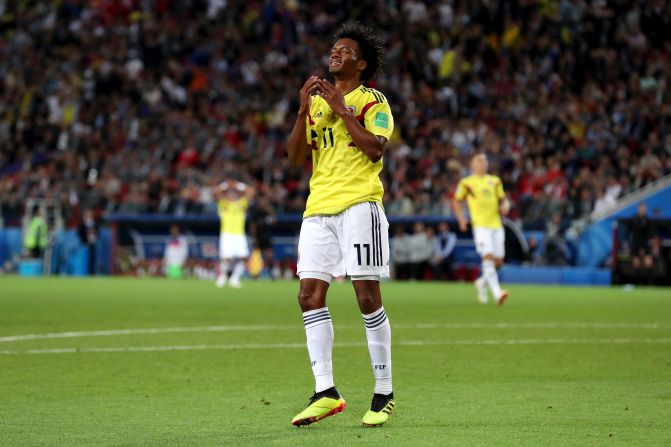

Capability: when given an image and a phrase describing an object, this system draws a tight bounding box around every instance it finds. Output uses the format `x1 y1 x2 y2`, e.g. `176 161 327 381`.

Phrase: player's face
471 154 488 175
329 38 363 78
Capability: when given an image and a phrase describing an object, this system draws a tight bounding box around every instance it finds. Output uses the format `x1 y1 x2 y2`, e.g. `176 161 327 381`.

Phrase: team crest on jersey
346 105 357 114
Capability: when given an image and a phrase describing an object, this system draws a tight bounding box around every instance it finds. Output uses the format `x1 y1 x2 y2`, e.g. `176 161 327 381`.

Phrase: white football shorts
219 233 250 259
473 226 505 259
297 201 390 282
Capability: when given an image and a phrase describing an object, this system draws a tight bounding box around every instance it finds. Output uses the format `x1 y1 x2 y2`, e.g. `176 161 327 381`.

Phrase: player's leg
476 227 507 305
228 235 250 288
228 257 245 288
472 228 489 304
343 202 395 427
493 227 508 305
351 279 396 426
481 253 501 298
298 278 334 394
216 234 229 287
292 217 346 426
476 227 505 303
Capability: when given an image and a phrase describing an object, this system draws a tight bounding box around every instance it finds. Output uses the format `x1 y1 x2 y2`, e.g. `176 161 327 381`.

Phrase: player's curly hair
333 22 387 82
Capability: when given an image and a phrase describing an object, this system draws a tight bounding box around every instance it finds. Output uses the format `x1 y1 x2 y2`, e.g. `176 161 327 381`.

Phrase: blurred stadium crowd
1 0 670 230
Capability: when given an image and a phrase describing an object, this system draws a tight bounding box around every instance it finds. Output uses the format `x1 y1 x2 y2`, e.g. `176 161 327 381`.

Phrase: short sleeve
363 101 394 141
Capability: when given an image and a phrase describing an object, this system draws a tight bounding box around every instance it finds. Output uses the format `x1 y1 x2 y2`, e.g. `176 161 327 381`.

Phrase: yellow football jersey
455 174 505 229
304 84 394 217
218 198 248 235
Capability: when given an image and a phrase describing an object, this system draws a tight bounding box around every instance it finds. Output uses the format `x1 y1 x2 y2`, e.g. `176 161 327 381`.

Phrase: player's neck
334 77 361 96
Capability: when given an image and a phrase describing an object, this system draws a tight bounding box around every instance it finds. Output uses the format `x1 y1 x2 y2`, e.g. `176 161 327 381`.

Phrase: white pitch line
1 338 670 355
0 325 298 343
0 322 664 344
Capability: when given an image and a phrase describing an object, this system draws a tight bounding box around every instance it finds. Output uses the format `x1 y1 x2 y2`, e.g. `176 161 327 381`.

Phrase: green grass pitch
1 277 670 446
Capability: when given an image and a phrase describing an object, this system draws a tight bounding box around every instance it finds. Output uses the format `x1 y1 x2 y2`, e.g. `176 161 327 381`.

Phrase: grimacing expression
329 38 366 77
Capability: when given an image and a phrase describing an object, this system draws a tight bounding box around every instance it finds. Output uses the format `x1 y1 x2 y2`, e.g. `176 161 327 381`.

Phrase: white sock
303 307 334 393
362 307 392 395
230 260 245 282
482 260 502 297
219 260 230 279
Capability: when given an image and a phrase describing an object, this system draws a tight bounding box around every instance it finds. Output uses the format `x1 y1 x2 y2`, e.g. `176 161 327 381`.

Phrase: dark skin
287 37 387 314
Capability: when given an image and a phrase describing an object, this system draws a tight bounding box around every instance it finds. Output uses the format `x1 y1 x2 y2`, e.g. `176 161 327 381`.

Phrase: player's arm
315 79 386 163
452 198 469 232
452 180 469 232
240 182 255 200
499 196 511 216
496 178 510 216
287 76 320 166
215 182 229 200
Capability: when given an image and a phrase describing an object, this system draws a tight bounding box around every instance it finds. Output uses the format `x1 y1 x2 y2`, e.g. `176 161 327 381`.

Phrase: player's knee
353 284 381 313
494 258 504 269
297 285 325 311
356 291 376 308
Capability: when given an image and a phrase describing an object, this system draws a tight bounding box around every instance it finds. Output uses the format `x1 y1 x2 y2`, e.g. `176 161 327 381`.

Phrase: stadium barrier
577 174 671 267
0 229 111 276
499 265 611 286
17 209 671 285
105 214 533 274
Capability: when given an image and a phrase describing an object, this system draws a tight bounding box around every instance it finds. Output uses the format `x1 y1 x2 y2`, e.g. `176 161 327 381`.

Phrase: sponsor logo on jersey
315 111 323 118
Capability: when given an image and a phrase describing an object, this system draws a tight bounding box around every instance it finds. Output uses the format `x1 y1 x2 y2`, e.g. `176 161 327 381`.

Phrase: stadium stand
0 0 670 281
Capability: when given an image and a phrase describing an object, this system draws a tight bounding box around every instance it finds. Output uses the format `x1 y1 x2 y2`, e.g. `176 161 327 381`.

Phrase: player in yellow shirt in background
286 22 395 428
215 181 254 288
453 153 511 305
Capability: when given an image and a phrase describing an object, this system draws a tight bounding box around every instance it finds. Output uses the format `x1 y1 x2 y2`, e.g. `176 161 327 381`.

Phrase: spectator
78 209 100 275
391 226 410 280
0 189 22 227
0 0 668 235
591 186 617 219
646 235 668 285
164 224 188 279
431 222 457 280
406 222 433 280
23 207 47 259
249 195 277 275
630 203 652 278
538 214 569 266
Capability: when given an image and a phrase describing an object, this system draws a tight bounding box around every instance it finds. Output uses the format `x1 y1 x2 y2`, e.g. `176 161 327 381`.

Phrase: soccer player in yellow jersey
453 153 511 305
215 181 254 288
286 22 395 427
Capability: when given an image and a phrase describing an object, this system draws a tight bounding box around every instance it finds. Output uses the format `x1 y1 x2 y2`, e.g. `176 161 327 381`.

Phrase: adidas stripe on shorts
297 201 390 280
